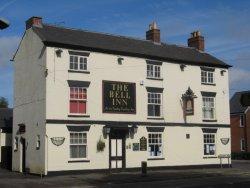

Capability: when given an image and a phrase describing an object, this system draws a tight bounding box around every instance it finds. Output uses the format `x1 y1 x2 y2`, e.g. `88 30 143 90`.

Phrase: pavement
1 160 250 187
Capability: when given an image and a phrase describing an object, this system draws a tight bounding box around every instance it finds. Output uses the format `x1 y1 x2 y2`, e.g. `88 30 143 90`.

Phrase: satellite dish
0 18 10 29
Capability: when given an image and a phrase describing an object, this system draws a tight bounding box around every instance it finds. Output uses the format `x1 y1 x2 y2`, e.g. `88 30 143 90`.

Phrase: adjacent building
0 108 13 169
230 91 250 153
12 17 231 175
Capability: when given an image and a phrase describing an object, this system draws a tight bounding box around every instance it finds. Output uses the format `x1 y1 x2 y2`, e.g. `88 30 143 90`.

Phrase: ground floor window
203 133 216 156
70 132 87 158
148 133 162 157
36 135 40 150
14 137 18 151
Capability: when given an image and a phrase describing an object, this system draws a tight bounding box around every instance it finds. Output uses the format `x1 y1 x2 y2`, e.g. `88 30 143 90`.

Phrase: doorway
109 129 127 169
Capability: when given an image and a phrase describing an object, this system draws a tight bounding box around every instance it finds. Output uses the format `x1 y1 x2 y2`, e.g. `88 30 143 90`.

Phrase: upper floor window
69 55 88 71
201 70 214 84
147 64 161 79
240 115 244 127
70 87 87 114
148 92 162 117
202 96 215 120
203 133 216 156
70 132 87 159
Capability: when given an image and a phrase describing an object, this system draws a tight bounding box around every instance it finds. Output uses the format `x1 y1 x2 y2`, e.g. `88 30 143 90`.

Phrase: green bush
231 152 250 160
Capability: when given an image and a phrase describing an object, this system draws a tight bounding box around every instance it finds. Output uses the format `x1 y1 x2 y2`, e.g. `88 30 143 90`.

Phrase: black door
109 129 126 169
0 146 12 169
20 138 26 173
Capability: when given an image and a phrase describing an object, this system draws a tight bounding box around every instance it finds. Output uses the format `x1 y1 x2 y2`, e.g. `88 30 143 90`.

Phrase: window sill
147 117 164 120
68 159 90 163
68 70 90 74
147 158 165 161
203 156 217 159
201 83 216 86
202 119 217 122
146 77 163 81
68 114 90 118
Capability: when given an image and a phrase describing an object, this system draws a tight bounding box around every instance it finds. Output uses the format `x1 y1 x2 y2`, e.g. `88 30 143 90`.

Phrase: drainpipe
45 135 48 175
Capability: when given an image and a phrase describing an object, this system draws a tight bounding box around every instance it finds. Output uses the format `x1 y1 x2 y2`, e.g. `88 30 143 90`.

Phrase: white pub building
12 17 231 175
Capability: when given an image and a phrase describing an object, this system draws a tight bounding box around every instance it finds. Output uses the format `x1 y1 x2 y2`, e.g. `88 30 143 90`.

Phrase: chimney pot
146 21 160 43
26 16 42 30
188 30 204 51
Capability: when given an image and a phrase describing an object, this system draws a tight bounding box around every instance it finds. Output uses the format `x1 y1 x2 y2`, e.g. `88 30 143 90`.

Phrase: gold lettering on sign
109 83 131 107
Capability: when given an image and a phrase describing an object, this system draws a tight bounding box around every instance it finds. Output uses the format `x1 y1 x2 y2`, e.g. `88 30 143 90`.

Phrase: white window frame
203 133 216 156
148 132 163 158
69 87 87 115
240 139 246 151
36 135 40 150
201 70 214 84
202 96 216 120
147 64 161 79
147 92 162 117
240 115 244 127
69 131 88 159
14 137 18 151
69 55 88 71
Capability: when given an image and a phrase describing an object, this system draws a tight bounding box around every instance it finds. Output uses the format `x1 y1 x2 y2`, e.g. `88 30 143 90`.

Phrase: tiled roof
230 91 250 114
32 24 231 68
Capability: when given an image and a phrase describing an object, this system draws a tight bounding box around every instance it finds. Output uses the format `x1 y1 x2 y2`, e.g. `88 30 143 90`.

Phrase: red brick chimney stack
146 22 160 43
26 16 42 30
188 31 204 51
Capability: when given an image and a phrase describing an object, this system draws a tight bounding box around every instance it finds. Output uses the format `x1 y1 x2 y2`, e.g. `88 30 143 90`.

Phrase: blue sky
0 0 250 107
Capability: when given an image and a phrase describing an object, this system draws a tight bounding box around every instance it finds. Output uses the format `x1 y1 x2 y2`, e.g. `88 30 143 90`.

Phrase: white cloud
0 36 20 67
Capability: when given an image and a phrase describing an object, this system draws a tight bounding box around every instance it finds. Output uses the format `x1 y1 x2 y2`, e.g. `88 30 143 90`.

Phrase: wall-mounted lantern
220 70 226 76
55 49 63 57
180 64 187 71
132 125 138 134
117 57 124 65
18 123 26 134
103 126 111 136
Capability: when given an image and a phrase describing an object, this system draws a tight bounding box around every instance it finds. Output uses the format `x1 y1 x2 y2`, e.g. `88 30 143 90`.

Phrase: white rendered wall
45 47 230 125
12 29 46 174
46 124 230 171
46 124 109 171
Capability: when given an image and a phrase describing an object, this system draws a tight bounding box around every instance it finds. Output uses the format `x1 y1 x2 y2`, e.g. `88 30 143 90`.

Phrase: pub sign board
103 81 136 114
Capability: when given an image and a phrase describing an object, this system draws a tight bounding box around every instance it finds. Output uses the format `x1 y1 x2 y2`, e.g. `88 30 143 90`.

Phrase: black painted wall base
46 164 232 177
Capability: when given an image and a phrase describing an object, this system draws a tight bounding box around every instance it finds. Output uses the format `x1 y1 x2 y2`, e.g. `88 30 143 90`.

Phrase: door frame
109 129 126 169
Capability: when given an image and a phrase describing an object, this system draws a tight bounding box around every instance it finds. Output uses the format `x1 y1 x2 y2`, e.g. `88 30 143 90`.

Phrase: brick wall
230 114 246 152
